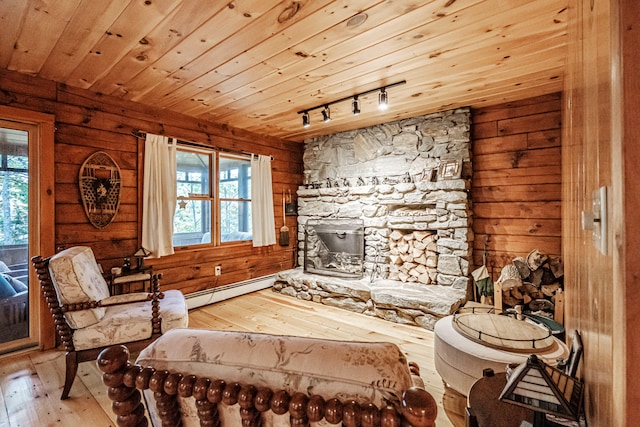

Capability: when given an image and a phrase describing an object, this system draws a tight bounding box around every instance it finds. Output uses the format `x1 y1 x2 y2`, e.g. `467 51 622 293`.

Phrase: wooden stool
466 368 534 427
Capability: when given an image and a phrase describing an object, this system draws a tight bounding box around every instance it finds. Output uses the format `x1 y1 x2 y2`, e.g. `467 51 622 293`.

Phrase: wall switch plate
215 265 222 276
582 186 607 255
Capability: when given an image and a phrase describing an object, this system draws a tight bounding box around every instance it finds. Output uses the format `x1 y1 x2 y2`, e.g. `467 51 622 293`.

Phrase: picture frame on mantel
438 160 461 180
421 168 436 182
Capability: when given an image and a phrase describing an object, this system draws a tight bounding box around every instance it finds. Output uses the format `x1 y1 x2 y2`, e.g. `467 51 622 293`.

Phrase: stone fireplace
274 108 472 330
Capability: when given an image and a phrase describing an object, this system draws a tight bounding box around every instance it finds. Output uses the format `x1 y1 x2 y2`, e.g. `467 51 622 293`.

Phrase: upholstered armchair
32 246 188 399
97 328 438 427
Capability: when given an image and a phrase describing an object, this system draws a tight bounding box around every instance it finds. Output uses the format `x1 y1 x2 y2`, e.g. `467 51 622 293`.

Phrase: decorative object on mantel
79 151 121 229
438 159 461 180
421 168 436 182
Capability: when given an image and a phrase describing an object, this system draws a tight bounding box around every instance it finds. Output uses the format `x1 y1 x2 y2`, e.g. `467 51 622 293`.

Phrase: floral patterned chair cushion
72 289 188 351
136 328 417 427
48 246 110 329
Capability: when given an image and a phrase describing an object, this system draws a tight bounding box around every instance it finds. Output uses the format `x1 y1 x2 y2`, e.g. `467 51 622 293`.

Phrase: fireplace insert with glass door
304 219 364 279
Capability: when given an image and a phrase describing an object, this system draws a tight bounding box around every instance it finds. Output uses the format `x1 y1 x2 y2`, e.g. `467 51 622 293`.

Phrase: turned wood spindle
270 390 291 415
361 402 381 427
207 379 226 403
238 385 261 426
342 400 362 427
149 370 170 393
380 405 402 427
306 394 326 422
222 382 242 406
324 398 344 425
255 387 274 412
97 346 148 427
289 392 309 426
164 372 184 395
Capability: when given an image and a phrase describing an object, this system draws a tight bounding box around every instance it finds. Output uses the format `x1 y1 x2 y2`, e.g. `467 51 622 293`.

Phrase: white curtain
251 155 276 247
142 134 177 258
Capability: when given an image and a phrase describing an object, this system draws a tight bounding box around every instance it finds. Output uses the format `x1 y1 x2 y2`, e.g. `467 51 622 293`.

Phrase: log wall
471 93 562 280
0 69 304 297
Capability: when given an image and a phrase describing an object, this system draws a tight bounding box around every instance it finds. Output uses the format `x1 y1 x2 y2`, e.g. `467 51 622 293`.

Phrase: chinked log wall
0 69 303 295
471 93 562 280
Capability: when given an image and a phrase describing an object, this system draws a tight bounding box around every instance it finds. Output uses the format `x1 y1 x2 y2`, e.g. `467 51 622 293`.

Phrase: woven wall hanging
79 151 121 229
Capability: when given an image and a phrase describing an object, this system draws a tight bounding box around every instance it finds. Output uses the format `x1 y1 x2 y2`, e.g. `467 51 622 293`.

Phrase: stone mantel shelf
297 178 469 196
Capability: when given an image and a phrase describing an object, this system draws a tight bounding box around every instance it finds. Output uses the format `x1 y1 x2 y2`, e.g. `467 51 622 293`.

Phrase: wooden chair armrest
100 293 154 306
61 279 165 312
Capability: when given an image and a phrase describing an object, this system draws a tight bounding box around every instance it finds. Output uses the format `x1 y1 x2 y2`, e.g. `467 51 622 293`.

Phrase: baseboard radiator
184 274 275 310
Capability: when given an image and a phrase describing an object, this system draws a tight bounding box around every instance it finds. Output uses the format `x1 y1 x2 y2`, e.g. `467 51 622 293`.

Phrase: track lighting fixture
296 80 405 127
378 88 388 110
378 87 389 111
322 105 331 122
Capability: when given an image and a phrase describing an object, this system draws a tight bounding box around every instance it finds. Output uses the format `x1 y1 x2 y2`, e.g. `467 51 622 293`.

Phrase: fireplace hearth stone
273 267 467 331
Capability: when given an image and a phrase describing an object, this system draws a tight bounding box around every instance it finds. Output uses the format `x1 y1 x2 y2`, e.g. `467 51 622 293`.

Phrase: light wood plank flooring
0 289 466 426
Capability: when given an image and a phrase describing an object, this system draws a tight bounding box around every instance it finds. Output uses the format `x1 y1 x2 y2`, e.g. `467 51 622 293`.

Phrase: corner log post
97 345 437 427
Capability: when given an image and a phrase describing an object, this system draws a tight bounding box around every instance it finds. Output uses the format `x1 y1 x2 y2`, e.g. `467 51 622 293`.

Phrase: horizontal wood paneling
0 68 303 297
471 93 562 278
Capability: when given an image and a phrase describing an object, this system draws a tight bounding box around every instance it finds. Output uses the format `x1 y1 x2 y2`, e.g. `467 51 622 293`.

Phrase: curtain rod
132 130 273 160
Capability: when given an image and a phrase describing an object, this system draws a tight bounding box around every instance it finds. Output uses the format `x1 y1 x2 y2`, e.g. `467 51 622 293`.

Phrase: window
173 146 252 247
219 155 252 242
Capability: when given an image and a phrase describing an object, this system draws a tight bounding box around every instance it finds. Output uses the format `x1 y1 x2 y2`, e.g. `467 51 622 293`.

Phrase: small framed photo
438 160 461 180
421 168 436 182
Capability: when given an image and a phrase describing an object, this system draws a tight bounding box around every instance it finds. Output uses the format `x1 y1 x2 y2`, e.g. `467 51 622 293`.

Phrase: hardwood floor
0 289 466 426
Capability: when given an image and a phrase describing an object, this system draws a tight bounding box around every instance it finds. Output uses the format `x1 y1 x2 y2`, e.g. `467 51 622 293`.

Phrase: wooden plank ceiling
0 0 567 142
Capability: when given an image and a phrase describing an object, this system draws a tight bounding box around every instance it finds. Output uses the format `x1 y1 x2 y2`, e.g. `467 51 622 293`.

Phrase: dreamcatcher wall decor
79 151 122 229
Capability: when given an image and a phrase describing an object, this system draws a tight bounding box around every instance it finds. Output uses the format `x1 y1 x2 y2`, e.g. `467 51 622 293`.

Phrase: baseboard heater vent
185 274 276 310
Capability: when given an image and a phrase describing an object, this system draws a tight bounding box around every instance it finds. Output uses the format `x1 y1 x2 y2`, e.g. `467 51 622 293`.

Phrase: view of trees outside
0 129 29 246
219 157 251 239
219 166 251 236
174 169 209 235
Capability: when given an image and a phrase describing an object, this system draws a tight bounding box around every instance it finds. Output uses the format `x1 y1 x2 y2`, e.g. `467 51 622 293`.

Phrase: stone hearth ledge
273 267 467 331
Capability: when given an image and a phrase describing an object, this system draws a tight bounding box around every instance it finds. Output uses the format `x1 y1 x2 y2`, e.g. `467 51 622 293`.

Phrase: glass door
0 121 36 351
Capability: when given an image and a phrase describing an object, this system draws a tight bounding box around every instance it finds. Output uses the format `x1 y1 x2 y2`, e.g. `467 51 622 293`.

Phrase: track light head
322 105 331 122
352 96 360 115
302 111 310 128
378 88 388 110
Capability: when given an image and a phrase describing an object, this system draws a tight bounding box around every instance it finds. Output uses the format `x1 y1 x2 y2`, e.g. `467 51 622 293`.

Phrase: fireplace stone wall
297 108 472 290
274 108 473 329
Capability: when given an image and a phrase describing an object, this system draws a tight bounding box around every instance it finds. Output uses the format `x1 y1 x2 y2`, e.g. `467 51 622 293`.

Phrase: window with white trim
173 146 252 247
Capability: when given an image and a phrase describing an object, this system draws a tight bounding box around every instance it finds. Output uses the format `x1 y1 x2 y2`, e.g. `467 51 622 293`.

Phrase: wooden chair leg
62 351 78 400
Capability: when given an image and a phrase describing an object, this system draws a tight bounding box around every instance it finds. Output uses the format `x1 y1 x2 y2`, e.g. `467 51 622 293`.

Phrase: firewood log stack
495 249 564 317
387 230 438 284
